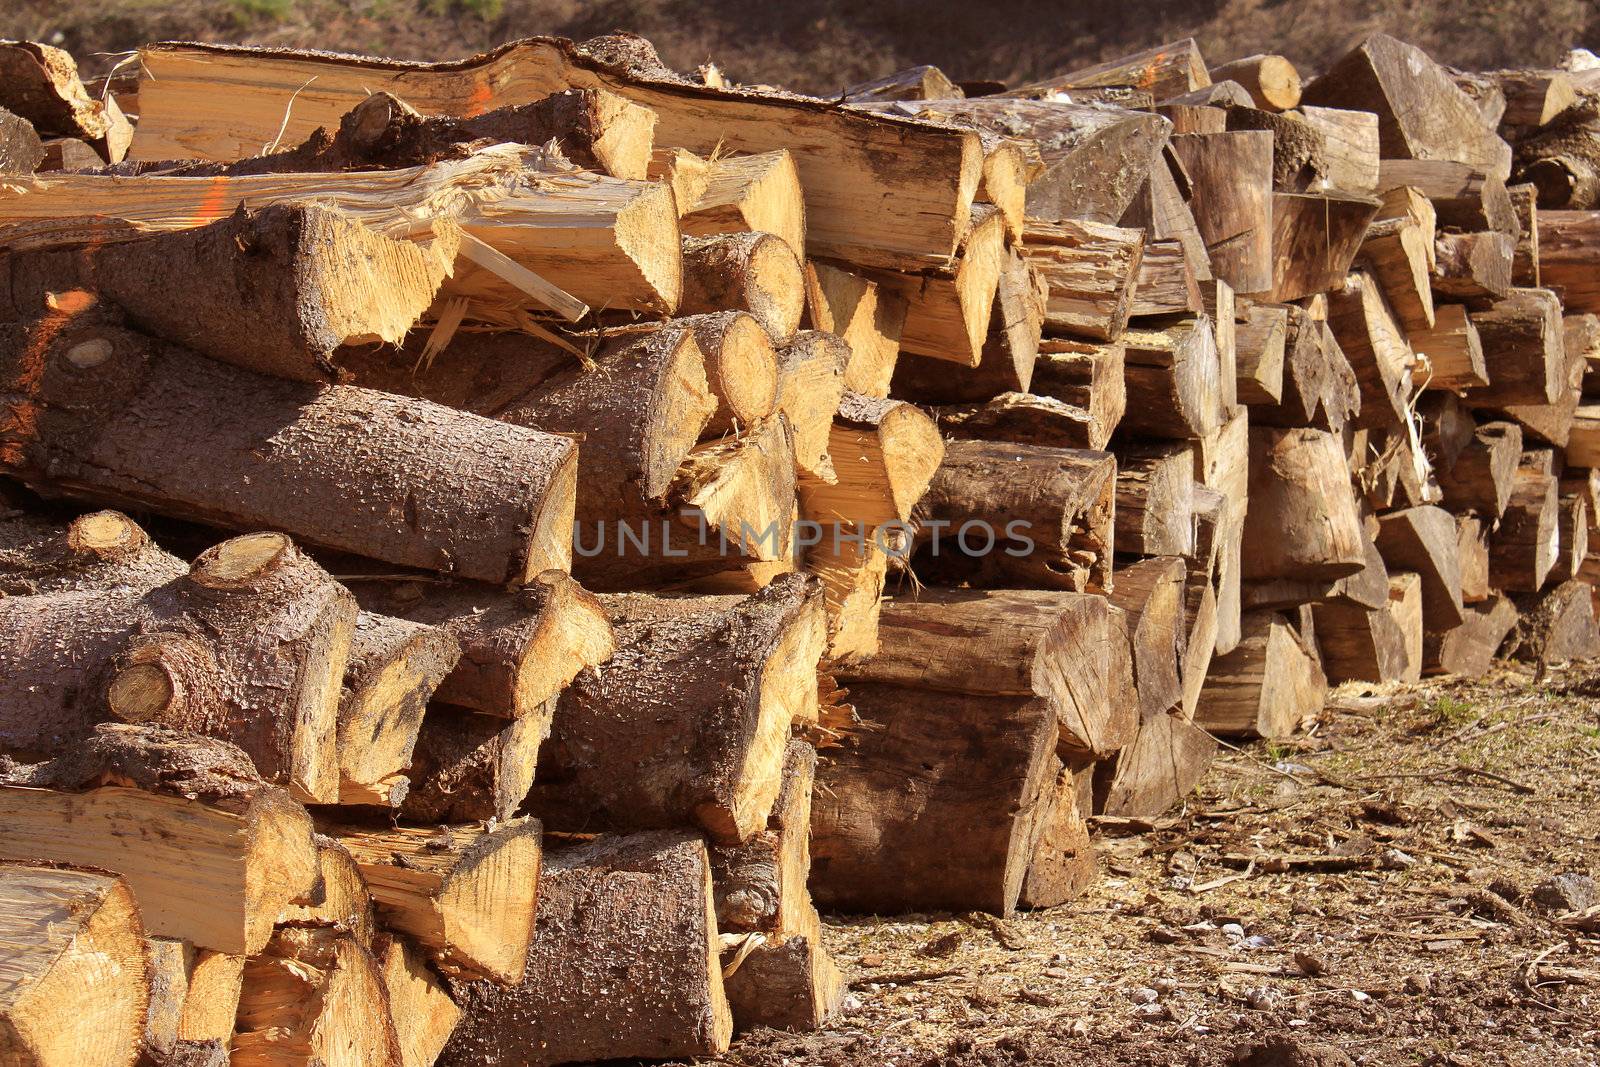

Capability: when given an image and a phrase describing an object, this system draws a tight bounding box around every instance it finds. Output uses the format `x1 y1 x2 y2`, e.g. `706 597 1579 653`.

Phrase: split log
1326 270 1415 430
805 525 888 663
810 681 1057 916
1465 288 1566 407
1169 131 1275 294
1195 410 1249 655
280 836 377 947
775 331 849 482
529 575 824 845
35 136 99 172
2 203 454 384
1016 38 1210 103
1536 211 1600 312
1509 580 1600 663
1360 208 1435 333
1457 514 1492 603
938 391 1104 451
1298 106 1382 193
841 65 962 102
351 572 613 721
232 927 400 1067
1121 159 1212 284
1509 182 1540 286
0 41 132 162
1209 55 1301 111
1490 462 1560 592
1494 307 1587 446
176 952 243 1048
1373 506 1466 630
401 705 548 824
376 936 462 1067
1202 279 1239 413
1242 427 1366 580
0 864 147 1067
1257 191 1380 302
1432 230 1514 301
797 392 943 527
802 262 905 397
1424 594 1518 677
891 247 1043 401
1301 34 1510 177
131 40 982 268
0 725 319 955
1021 219 1143 342
709 740 817 938
440 830 732 1066
1107 557 1188 723
1018 762 1098 909
1252 303 1362 431
1093 711 1216 818
911 440 1115 592
1115 442 1195 557
1436 420 1523 516
143 936 191 1064
1131 239 1202 317
1571 408 1600 468
840 588 1136 759
1419 391 1475 472
1551 491 1590 584
872 206 1007 365
1195 611 1326 738
1235 303 1287 405
1032 336 1127 434
0 106 43 175
322 818 541 983
337 614 461 805
1411 304 1488 391
1313 572 1423 683
0 314 576 585
1118 317 1223 439
680 150 805 258
722 933 843 1034
679 232 805 340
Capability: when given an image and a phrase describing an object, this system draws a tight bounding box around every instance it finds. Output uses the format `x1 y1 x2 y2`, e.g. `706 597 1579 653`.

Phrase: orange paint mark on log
465 79 494 118
192 175 232 225
1137 53 1169 92
1 290 97 467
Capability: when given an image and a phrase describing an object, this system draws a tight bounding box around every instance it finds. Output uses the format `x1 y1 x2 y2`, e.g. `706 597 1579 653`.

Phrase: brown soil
711 661 1600 1065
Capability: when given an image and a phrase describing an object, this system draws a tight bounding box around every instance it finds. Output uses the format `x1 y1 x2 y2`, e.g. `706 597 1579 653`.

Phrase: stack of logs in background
1 25 1600 1067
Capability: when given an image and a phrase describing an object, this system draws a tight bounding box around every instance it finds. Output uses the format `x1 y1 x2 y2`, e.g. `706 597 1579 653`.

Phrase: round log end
108 662 177 722
710 313 780 425
65 510 146 560
191 532 293 589
64 336 115 369
1255 55 1302 111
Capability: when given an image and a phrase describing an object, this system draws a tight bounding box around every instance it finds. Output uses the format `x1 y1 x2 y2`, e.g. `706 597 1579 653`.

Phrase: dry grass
3 0 1596 94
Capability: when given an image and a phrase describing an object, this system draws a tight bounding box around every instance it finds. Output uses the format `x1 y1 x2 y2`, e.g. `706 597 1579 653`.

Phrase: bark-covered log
911 439 1115 592
1015 38 1210 106
709 739 817 941
841 65 962 102
0 314 576 585
841 588 1136 759
529 575 825 845
1 203 455 383
1210 55 1302 111
679 232 806 341
722 933 843 1034
810 681 1057 916
0 41 132 162
0 508 184 596
0 725 319 955
401 704 548 824
440 831 733 1067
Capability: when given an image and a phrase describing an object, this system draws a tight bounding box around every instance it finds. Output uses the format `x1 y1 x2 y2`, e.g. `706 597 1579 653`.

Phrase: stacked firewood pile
1 26 1600 1067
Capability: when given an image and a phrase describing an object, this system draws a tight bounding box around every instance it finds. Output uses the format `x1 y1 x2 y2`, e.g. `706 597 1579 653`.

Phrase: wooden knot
107 636 215 724
190 532 292 590
65 510 145 561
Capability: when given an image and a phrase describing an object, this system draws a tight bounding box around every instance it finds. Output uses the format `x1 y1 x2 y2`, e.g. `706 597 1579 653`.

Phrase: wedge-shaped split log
1424 595 1518 678
798 392 943 527
0 314 577 585
0 863 149 1067
321 817 541 983
802 262 906 397
1374 506 1467 630
1509 580 1600 664
1108 557 1189 722
377 934 463 1067
1195 611 1326 739
529 574 825 845
0 725 319 955
1093 711 1217 818
440 830 733 1067
1242 427 1366 581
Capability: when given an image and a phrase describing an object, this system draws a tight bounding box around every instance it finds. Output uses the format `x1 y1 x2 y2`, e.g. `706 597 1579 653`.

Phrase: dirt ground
703 660 1600 1066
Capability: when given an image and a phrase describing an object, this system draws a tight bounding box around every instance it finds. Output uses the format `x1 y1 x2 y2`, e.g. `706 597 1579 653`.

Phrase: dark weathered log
1537 212 1600 314
1115 442 1195 557
1424 594 1517 677
1374 506 1466 630
1195 610 1326 738
1121 159 1213 284
1242 427 1366 580
1235 303 1287 405
0 724 319 955
1313 572 1423 684
1301 34 1510 177
1092 711 1216 818
1432 230 1514 300
1118 317 1223 439
1411 304 1487 391
1021 219 1143 342
810 681 1057 917
529 575 825 845
911 440 1115 592
1130 239 1202 317
1107 557 1188 722
1514 96 1600 209
722 933 843 1035
441 831 731 1067
1456 514 1491 604
1509 580 1600 664
1489 461 1560 592
1251 302 1362 431
1257 191 1380 302
1018 761 1098 909
1465 288 1567 408
841 65 962 102
1169 130 1275 294
0 313 576 585
1436 420 1523 517
0 105 43 175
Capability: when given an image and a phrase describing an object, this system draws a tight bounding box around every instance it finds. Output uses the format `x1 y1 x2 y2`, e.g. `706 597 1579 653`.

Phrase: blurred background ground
2 0 1598 94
